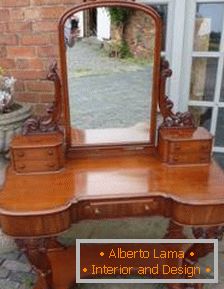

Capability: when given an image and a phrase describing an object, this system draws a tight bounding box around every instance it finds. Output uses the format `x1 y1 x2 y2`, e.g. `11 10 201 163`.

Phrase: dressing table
0 1 224 289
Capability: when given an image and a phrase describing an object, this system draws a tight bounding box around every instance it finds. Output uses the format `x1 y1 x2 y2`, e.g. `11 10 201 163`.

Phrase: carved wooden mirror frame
58 0 163 155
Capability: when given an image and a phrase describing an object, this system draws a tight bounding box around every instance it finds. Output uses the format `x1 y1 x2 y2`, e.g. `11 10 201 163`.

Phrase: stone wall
0 0 79 114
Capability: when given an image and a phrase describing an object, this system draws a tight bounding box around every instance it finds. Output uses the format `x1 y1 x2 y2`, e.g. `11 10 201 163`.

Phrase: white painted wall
76 11 84 38
97 8 111 41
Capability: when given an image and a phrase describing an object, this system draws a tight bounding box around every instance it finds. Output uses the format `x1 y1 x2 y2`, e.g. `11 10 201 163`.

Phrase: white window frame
181 0 224 153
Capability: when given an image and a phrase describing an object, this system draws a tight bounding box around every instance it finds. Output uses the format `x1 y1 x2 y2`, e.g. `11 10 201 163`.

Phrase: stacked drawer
10 133 64 173
158 127 213 165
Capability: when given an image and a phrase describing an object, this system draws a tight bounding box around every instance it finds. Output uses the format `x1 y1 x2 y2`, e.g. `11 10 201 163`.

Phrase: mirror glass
65 6 156 146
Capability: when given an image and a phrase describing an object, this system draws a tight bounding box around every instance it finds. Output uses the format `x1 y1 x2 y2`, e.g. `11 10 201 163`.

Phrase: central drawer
80 198 162 219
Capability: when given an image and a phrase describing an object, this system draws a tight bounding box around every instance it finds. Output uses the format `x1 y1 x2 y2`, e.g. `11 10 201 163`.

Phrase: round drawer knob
174 144 181 150
48 163 55 168
17 151 25 157
48 150 54 156
18 164 26 170
144 204 150 211
94 208 100 215
201 144 209 150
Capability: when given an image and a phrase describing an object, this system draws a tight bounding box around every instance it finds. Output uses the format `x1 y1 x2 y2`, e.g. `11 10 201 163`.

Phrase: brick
15 92 40 102
7 22 32 33
37 46 58 57
38 93 54 103
0 59 16 69
7 46 36 58
9 70 46 80
24 8 40 20
15 80 25 92
50 33 59 45
0 9 10 22
9 9 25 21
32 21 57 32
16 59 44 70
0 34 18 45
0 47 7 58
21 34 50 46
63 0 79 4
0 23 7 32
39 7 66 20
1 0 30 7
26 80 54 92
31 0 63 5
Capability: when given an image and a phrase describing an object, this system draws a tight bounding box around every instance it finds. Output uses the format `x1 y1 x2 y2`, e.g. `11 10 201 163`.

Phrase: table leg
16 237 76 289
164 220 187 239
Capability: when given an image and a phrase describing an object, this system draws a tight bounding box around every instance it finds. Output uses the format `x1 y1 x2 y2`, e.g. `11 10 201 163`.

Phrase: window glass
189 106 212 131
194 3 224 51
190 57 218 102
215 108 224 147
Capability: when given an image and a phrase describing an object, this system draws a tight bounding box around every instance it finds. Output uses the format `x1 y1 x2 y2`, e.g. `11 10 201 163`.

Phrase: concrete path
67 38 152 129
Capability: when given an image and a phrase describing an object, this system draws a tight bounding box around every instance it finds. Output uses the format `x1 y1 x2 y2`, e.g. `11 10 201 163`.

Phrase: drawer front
168 152 211 164
14 160 62 173
80 198 160 219
13 147 60 161
169 140 212 154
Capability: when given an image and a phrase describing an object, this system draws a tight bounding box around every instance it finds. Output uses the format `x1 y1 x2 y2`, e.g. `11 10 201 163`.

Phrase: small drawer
169 140 211 154
81 198 159 219
13 147 57 161
168 152 211 164
14 160 62 173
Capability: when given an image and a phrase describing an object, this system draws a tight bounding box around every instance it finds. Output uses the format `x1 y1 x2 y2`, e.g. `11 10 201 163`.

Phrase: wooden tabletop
0 154 224 214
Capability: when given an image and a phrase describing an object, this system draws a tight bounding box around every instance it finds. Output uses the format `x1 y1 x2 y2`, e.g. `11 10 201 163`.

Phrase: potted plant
0 66 31 157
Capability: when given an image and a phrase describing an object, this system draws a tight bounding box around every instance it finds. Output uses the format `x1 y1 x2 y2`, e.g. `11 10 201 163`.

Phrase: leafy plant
0 66 16 113
119 41 132 58
108 7 132 26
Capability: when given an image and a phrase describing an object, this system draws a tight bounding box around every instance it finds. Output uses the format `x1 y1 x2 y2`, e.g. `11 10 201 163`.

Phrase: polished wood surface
158 127 213 164
0 153 224 237
10 133 64 173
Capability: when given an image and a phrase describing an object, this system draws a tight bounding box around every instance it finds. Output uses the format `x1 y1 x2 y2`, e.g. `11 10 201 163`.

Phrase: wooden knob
144 204 150 211
94 208 100 215
18 164 26 170
173 156 179 161
201 144 209 150
174 144 181 150
48 163 55 168
200 155 208 161
17 151 25 157
48 149 54 156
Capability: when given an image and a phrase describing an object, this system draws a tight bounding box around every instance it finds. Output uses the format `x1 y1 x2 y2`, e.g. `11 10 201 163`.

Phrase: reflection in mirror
65 6 156 145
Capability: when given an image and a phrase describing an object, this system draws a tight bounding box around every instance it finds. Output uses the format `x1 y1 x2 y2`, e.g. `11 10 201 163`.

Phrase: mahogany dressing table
0 1 224 289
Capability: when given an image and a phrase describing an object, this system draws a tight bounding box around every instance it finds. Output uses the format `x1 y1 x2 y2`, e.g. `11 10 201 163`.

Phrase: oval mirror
59 2 162 151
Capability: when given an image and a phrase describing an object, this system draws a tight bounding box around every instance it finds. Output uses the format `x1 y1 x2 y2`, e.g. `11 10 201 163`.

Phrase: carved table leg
164 220 187 239
16 237 76 289
164 220 186 289
182 226 224 289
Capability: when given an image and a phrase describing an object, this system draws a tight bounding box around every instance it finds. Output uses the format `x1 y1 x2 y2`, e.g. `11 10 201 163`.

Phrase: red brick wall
0 0 79 114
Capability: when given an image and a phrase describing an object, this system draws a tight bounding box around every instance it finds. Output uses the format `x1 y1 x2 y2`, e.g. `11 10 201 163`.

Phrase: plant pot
0 102 31 156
